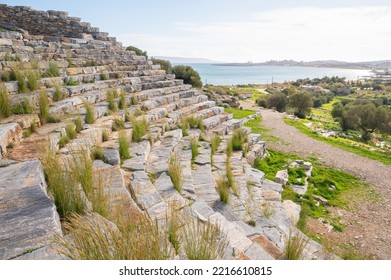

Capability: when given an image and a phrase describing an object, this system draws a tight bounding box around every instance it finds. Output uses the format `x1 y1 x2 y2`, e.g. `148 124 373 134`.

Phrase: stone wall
0 4 116 42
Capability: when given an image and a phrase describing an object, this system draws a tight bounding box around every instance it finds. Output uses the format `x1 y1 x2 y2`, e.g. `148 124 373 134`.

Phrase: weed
102 130 109 142
112 118 125 131
84 61 97 67
183 219 228 260
27 70 40 91
100 73 108 81
84 102 95 124
65 79 79 86
58 135 70 148
231 129 248 151
53 86 63 102
73 117 83 133
131 118 149 142
42 63 60 77
118 91 126 110
107 90 118 112
11 68 27 93
246 220 256 227
118 131 131 160
38 92 49 124
186 116 204 131
211 135 222 155
93 146 106 161
169 154 183 194
190 137 199 164
148 172 158 183
130 94 138 105
284 231 309 260
216 176 229 203
0 87 11 118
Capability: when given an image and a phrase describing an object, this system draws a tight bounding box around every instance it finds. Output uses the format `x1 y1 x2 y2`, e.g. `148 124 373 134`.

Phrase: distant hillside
215 59 391 69
153 56 224 64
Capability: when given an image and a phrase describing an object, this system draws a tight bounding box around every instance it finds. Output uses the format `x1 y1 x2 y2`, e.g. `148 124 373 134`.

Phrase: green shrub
172 65 202 88
131 118 149 142
84 102 95 124
231 129 248 151
112 118 125 131
118 131 131 160
100 73 108 81
118 91 127 110
190 137 199 164
38 92 49 124
169 154 183 194
0 87 12 118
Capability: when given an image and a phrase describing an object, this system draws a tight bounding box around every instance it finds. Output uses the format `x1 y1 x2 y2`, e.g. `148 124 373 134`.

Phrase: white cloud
116 6 391 62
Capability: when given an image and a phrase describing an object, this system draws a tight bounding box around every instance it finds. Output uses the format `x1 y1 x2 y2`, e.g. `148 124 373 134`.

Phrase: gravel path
241 101 391 259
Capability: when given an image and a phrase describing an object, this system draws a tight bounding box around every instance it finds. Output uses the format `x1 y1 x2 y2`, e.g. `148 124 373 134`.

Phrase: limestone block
282 200 301 225
0 122 23 158
274 169 288 186
0 160 62 260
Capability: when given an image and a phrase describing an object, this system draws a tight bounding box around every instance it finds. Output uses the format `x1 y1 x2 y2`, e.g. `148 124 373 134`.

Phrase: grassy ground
224 107 255 119
254 148 378 237
284 118 391 165
243 116 282 143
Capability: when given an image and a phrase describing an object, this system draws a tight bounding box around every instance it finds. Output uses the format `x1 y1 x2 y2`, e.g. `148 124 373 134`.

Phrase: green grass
102 130 109 142
224 107 255 119
107 90 118 112
185 116 204 131
288 167 306 186
243 116 281 143
11 68 27 93
190 137 199 164
92 146 106 161
211 135 222 155
100 73 108 81
131 118 149 142
84 102 95 124
254 149 299 180
231 128 248 151
118 91 127 110
42 63 61 77
216 176 230 203
65 79 79 86
0 87 12 118
118 131 131 161
284 118 391 165
27 70 40 91
130 94 138 105
12 99 33 115
65 123 77 140
38 92 49 124
112 118 125 131
169 154 183 194
53 87 64 102
73 117 83 133
284 231 309 260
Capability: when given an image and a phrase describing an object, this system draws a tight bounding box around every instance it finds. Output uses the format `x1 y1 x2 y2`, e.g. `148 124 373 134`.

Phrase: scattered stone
274 169 288 186
102 148 120 165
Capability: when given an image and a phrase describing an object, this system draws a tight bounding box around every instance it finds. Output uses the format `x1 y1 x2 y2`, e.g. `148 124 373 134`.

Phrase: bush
231 129 248 151
118 131 131 160
84 102 95 124
131 118 149 142
288 92 313 118
126 46 148 57
266 93 288 112
0 87 11 118
151 58 172 74
172 65 202 88
169 154 183 194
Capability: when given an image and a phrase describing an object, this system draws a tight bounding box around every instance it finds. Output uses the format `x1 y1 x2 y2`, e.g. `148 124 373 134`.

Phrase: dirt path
241 101 391 259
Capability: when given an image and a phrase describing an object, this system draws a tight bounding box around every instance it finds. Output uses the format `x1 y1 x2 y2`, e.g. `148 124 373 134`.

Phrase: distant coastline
213 59 391 70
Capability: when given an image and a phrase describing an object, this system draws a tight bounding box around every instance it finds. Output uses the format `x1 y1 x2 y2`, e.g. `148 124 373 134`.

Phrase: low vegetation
216 176 230 204
0 87 11 118
131 118 149 142
169 154 183 194
284 231 309 260
84 102 95 124
231 128 248 151
224 107 255 119
190 137 199 164
118 131 131 161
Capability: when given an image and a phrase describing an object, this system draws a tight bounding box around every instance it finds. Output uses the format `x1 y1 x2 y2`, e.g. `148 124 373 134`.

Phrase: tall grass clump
11 68 27 93
55 213 172 260
131 117 149 142
0 87 11 118
84 102 95 124
112 118 125 131
27 70 40 91
90 174 110 218
118 131 131 160
107 89 118 112
118 91 127 110
42 62 61 77
216 176 229 204
169 154 183 194
53 86 63 102
284 231 309 260
41 149 86 220
231 128 248 151
102 130 109 142
65 123 77 140
167 208 182 255
190 137 199 164
73 117 83 133
186 115 204 131
38 91 49 124
183 219 228 260
130 94 138 105
211 135 222 155
12 99 33 115
70 149 94 198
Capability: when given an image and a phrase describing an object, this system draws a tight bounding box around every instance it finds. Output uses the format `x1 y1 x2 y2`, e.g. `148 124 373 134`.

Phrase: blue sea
181 64 373 85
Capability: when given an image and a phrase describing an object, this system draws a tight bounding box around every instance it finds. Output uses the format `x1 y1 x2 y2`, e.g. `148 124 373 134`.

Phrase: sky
2 0 391 62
